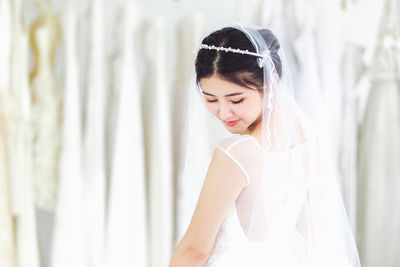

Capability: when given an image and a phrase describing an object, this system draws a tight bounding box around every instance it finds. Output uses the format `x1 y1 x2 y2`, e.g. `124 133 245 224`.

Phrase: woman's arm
169 147 247 267
168 237 210 266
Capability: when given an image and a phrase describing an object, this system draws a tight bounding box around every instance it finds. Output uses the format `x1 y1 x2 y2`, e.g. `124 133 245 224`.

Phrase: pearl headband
199 43 268 57
198 43 276 68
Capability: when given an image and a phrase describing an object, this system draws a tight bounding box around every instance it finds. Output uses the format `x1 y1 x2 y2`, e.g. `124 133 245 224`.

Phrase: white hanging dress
0 0 15 265
340 45 366 231
81 0 107 265
313 0 346 190
50 1 86 267
105 2 147 267
142 18 174 267
29 4 62 212
9 0 41 266
0 121 15 267
357 0 400 266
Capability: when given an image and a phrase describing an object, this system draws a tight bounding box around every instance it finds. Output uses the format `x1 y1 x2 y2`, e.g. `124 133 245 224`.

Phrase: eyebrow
201 91 244 97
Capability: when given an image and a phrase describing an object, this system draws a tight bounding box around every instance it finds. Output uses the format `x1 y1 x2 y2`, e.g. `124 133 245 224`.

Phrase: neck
241 109 264 135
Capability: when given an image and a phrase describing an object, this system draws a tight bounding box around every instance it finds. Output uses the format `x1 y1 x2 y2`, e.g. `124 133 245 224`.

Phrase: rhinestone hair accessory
199 43 268 58
199 43 274 68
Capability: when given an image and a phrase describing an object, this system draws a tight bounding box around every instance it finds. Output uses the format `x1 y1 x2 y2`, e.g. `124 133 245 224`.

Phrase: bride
169 24 361 267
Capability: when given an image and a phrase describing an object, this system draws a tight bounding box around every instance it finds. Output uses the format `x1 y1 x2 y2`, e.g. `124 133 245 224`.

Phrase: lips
224 120 239 126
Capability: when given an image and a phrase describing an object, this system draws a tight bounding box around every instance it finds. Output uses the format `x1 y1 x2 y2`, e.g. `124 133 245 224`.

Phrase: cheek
234 105 249 116
240 99 262 118
205 103 218 115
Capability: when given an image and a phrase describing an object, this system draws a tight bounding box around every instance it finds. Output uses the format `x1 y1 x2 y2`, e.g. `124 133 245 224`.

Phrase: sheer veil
179 22 361 266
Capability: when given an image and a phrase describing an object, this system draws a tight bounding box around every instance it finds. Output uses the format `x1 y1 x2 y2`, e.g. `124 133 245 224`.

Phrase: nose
218 102 234 120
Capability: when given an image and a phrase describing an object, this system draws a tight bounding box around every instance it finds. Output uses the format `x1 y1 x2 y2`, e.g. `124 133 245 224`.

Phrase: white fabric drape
51 1 86 267
292 11 324 126
0 0 14 265
29 2 62 211
105 2 148 267
340 45 366 231
314 0 346 190
0 123 15 267
357 0 400 266
142 18 173 267
9 0 41 266
81 0 107 265
0 1 15 266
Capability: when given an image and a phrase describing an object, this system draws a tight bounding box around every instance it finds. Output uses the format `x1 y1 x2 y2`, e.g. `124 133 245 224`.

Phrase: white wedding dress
357 0 400 266
29 3 62 212
106 2 147 267
0 0 16 266
0 2 14 265
81 0 107 265
51 1 86 267
203 134 309 267
142 18 174 267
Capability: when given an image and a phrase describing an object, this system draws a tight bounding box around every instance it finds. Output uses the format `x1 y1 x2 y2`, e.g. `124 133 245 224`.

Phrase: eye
232 99 244 104
206 99 217 103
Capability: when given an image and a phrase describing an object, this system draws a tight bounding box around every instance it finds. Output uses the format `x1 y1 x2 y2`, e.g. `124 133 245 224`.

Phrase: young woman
170 24 361 267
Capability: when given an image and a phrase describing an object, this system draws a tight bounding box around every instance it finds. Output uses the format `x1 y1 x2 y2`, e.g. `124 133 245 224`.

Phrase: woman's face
199 74 263 134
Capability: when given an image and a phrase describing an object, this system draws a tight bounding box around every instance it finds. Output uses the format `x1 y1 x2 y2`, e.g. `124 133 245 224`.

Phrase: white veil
179 22 361 266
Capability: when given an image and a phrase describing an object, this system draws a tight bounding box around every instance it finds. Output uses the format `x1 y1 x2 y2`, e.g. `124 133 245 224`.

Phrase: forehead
199 75 250 97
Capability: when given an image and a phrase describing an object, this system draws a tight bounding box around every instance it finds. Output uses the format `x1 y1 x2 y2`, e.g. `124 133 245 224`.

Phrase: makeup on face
202 91 245 103
199 75 263 134
223 120 240 126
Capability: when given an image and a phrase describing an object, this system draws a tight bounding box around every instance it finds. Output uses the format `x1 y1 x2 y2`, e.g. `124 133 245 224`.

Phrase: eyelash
206 99 244 104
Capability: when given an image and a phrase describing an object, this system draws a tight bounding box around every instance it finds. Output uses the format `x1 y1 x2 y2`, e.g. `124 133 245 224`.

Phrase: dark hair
195 27 282 94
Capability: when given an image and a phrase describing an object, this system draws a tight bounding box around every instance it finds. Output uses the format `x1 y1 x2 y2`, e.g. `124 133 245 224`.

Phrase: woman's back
204 134 313 266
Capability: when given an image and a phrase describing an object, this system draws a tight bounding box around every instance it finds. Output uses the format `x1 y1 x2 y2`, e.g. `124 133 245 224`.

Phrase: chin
224 126 245 134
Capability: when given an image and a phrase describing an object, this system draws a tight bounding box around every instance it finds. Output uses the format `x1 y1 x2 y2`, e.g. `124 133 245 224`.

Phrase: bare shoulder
208 145 248 189
177 141 248 257
216 135 262 186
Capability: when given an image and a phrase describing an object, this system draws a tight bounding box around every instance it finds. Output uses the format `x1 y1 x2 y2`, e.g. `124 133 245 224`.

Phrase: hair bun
257 29 280 53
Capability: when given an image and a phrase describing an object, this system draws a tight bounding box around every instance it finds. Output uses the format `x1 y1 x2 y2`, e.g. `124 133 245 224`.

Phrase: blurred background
0 0 399 266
